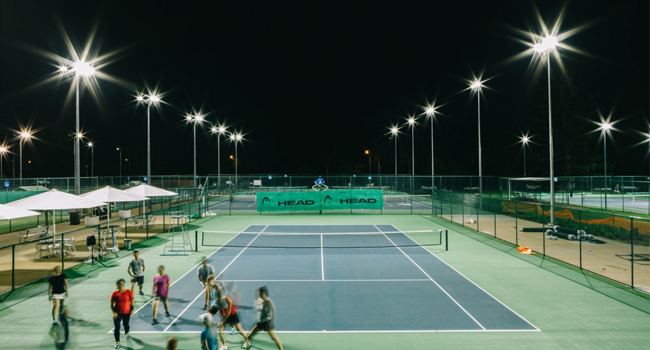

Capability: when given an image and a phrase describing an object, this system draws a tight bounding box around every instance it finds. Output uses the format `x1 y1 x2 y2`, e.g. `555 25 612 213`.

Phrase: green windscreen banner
257 190 384 212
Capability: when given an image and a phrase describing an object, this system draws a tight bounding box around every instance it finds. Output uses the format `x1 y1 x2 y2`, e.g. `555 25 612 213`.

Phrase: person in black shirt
48 266 68 324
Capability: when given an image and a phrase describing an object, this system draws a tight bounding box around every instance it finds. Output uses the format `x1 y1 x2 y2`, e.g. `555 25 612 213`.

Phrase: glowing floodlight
72 60 95 77
534 35 558 54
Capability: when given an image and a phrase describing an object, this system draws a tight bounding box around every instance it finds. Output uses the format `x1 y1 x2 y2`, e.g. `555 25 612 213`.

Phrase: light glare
73 61 95 77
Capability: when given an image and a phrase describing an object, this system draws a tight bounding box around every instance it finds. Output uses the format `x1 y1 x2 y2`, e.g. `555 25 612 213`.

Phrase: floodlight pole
234 141 238 189
394 136 398 175
193 121 197 190
147 103 152 184
603 135 607 210
411 124 415 175
19 140 23 179
478 92 483 208
75 78 80 195
218 132 221 193
546 54 555 223
91 146 94 178
523 143 527 178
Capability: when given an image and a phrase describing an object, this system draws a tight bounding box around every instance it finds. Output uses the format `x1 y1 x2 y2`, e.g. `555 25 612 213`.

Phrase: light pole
365 150 371 174
229 133 243 190
186 114 204 190
520 135 530 177
597 120 615 210
58 61 96 195
87 142 94 177
390 127 398 175
116 148 121 182
407 117 416 175
136 94 162 184
0 146 6 179
424 107 436 177
211 125 227 193
19 132 31 180
470 81 483 206
534 35 558 223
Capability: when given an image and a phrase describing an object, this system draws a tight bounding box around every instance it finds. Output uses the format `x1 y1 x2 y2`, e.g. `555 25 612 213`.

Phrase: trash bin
124 239 132 250
70 211 80 225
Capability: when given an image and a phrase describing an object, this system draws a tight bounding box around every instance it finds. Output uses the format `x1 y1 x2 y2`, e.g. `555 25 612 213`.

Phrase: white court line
396 223 540 331
247 202 257 207
321 233 324 280
126 329 537 334
374 224 486 331
215 279 431 282
108 224 252 334
163 225 267 332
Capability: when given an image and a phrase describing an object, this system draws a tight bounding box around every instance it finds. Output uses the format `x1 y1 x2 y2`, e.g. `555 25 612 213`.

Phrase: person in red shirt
110 279 134 349
209 284 251 349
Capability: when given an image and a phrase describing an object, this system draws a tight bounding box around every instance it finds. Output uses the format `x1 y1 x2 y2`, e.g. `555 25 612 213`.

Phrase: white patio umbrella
80 186 149 246
0 204 41 220
124 184 178 214
6 189 105 234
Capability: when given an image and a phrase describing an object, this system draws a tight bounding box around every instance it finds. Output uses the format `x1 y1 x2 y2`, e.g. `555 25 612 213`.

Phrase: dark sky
1 0 648 179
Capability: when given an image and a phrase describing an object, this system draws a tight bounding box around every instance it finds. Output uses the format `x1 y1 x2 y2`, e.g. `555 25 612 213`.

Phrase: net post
445 230 448 251
195 230 198 252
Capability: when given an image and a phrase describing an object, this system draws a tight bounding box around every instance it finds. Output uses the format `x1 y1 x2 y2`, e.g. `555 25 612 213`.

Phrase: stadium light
468 79 485 206
407 117 416 175
19 131 32 179
211 124 228 193
87 142 94 178
186 114 205 191
229 133 244 189
136 93 163 184
0 146 6 179
58 59 96 195
424 105 437 178
390 126 399 175
519 134 531 177
596 118 617 210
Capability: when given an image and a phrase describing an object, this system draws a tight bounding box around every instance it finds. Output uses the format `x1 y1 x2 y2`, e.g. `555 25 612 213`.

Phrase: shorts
222 313 240 326
51 293 66 300
256 320 274 331
132 276 144 286
153 295 168 302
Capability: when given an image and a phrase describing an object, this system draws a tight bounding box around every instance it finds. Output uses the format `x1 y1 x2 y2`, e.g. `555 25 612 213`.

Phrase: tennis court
119 224 536 334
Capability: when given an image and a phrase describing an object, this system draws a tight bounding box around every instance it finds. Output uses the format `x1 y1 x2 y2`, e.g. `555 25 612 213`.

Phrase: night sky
1 0 648 179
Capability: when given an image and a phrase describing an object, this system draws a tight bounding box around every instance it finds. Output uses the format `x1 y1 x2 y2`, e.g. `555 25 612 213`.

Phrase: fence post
195 230 198 252
146 213 149 239
124 218 128 239
579 210 582 270
462 193 465 227
515 201 518 246
493 202 497 239
631 217 634 289
61 232 65 270
11 245 15 291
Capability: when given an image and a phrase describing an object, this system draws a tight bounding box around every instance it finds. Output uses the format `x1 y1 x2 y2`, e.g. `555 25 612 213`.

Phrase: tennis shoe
242 341 251 349
230 327 236 335
115 342 120 349
52 319 57 325
165 311 170 317
139 291 144 296
219 346 228 350
126 333 131 339
203 304 207 310
151 319 158 325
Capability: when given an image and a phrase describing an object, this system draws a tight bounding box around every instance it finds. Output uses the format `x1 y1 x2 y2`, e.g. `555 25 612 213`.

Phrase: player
197 258 215 310
111 279 135 349
247 286 282 350
152 265 171 325
208 284 251 349
127 250 146 295
48 266 68 324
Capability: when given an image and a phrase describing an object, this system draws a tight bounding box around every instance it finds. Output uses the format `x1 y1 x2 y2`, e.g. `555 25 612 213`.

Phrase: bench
20 227 46 242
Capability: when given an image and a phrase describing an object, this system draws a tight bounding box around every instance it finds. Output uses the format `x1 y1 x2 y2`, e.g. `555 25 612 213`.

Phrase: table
35 238 75 258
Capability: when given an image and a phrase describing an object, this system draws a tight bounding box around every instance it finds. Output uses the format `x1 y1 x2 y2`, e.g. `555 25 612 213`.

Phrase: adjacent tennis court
118 224 536 334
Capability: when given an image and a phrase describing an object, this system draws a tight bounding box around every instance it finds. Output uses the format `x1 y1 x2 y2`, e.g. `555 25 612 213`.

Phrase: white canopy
124 184 178 197
7 189 105 210
6 189 105 235
0 204 41 220
80 186 150 202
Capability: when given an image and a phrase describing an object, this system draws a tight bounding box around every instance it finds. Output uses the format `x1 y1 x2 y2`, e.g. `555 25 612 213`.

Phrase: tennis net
383 194 433 207
201 229 446 249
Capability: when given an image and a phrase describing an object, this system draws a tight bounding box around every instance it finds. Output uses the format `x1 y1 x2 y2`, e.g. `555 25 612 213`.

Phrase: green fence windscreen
257 190 384 212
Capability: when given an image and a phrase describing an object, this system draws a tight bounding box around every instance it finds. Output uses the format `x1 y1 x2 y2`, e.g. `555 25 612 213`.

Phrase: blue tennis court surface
117 224 537 333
